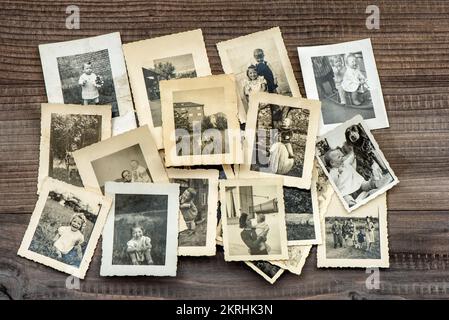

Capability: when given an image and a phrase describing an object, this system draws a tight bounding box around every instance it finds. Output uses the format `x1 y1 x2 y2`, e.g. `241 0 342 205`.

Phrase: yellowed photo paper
317 193 389 268
39 32 136 135
73 125 168 194
220 178 288 261
271 245 312 276
101 182 179 276
167 168 219 256
161 74 243 166
123 29 212 149
217 27 301 122
37 103 112 193
316 115 399 212
240 93 321 189
17 178 112 279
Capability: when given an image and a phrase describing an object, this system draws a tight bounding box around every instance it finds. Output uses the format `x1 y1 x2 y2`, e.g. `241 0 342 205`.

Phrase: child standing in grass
53 213 86 260
78 62 103 105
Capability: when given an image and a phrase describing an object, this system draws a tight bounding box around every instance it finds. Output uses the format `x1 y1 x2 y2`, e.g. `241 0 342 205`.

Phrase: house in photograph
174 102 204 124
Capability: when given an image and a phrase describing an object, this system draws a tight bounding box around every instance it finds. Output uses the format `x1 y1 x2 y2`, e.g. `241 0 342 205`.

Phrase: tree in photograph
154 61 176 80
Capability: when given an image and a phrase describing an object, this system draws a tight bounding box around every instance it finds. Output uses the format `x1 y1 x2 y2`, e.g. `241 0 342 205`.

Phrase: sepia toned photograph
123 29 211 149
73 125 169 194
167 168 219 256
314 160 334 215
217 27 301 121
244 261 284 284
317 194 389 268
160 74 243 166
220 179 288 261
240 93 320 188
298 39 389 135
101 182 179 276
17 178 112 279
271 245 312 276
316 115 399 212
37 103 111 192
39 32 136 134
283 184 322 245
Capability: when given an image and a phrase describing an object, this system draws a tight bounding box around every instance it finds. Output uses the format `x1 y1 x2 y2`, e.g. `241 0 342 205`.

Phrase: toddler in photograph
127 224 153 265
78 61 104 105
53 213 86 261
252 214 270 253
179 187 198 231
243 65 267 103
130 160 151 182
341 54 370 106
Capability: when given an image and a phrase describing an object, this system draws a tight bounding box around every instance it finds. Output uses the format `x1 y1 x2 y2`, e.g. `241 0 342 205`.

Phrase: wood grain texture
0 0 449 300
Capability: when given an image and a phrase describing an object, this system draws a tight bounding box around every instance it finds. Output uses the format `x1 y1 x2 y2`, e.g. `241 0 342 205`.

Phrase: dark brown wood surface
1 0 449 300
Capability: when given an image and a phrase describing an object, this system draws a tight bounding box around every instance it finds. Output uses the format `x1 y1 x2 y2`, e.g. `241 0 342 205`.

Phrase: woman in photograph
268 116 295 175
239 213 268 255
365 217 375 252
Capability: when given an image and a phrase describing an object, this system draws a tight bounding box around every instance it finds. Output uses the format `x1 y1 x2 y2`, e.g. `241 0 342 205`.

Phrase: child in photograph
356 227 366 249
324 148 378 206
53 213 86 260
243 65 267 103
253 49 278 93
269 117 295 175
78 62 104 105
179 187 198 231
341 54 370 106
329 55 347 105
253 214 270 253
126 224 153 265
130 160 151 182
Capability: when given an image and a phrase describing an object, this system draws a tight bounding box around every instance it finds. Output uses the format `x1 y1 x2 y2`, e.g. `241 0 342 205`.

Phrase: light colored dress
78 73 99 100
342 67 367 93
243 76 267 97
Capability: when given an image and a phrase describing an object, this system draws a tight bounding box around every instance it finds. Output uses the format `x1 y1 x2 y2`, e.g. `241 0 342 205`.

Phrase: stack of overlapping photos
17 27 398 283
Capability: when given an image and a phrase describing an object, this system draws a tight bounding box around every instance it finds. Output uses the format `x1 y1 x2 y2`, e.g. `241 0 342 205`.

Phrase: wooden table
1 0 449 300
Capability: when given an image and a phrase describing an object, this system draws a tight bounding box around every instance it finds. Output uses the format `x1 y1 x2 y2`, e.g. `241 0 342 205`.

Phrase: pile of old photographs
17 27 398 283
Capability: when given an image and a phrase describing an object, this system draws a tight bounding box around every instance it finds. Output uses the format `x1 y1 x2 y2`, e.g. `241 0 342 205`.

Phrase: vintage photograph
160 74 243 166
283 184 322 245
39 32 136 134
220 179 288 261
73 125 169 194
271 245 312 276
240 93 320 188
101 182 179 276
167 169 219 256
298 38 389 135
123 29 211 149
217 27 301 121
314 160 334 215
317 193 389 268
316 115 399 212
17 178 112 279
244 261 284 284
37 103 111 192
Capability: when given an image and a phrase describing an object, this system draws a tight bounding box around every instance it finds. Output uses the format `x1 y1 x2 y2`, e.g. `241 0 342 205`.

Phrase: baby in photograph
127 224 153 265
53 213 86 261
252 214 270 253
130 160 151 182
341 54 370 106
78 62 104 105
324 146 387 206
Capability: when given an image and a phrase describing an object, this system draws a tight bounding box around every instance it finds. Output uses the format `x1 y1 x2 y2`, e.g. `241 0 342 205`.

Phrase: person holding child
53 213 86 262
239 212 269 255
130 160 151 183
126 224 153 265
78 62 104 105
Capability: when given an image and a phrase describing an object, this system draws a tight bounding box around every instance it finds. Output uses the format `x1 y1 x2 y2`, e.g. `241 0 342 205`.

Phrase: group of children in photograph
330 217 376 252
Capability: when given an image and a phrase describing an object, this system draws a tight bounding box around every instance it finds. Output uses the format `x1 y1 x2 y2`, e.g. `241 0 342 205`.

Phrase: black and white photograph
271 245 312 276
37 104 111 192
283 184 322 245
160 74 243 166
240 93 320 188
315 115 399 212
217 27 301 121
220 179 288 261
17 178 112 279
167 168 219 256
101 182 179 276
73 126 169 194
244 261 284 284
314 160 334 215
39 32 136 134
317 194 389 268
123 29 211 149
298 39 389 135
